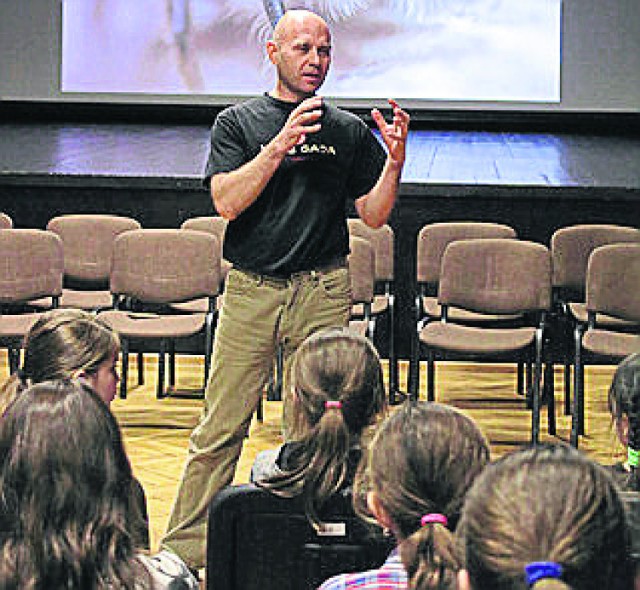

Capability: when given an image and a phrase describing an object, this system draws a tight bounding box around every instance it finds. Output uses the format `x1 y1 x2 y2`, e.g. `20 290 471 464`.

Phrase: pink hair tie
325 400 342 409
420 513 448 527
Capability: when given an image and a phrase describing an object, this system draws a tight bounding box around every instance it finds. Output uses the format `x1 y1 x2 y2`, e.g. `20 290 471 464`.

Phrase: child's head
356 401 490 590
0 379 143 587
608 353 640 451
261 327 387 525
291 326 386 436
457 443 633 590
1 308 120 410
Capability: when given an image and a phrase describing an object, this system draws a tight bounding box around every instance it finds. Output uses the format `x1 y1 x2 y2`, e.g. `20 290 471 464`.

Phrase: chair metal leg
137 351 144 385
564 363 572 415
571 325 585 447
517 362 525 395
120 339 129 399
8 347 20 374
530 329 544 445
544 360 556 435
168 339 176 389
157 339 166 399
427 355 435 402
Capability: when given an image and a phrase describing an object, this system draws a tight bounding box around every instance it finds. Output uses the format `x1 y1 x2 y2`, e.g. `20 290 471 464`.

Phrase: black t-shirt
203 94 386 277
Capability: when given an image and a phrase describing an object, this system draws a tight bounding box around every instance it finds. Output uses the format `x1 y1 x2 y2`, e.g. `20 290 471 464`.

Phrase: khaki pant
162 265 351 568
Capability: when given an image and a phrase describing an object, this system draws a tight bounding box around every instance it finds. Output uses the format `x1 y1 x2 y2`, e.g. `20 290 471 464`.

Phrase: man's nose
308 47 320 66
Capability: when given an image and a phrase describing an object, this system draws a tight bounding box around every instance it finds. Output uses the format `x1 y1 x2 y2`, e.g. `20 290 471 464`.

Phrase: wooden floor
0 352 622 553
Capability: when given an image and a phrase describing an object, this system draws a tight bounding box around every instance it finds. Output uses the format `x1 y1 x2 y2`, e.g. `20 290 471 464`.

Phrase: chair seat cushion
568 302 638 328
98 310 207 339
351 294 389 317
0 313 42 339
169 296 223 314
421 296 522 323
582 329 640 359
419 321 536 354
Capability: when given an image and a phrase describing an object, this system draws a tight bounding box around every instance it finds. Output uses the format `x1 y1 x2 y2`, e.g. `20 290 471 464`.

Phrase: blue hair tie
525 562 563 586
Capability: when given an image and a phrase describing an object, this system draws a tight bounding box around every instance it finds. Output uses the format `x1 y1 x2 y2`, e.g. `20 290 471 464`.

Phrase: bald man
162 9 409 570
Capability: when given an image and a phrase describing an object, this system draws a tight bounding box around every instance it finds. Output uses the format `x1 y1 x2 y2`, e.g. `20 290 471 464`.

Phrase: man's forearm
211 142 285 220
355 159 403 228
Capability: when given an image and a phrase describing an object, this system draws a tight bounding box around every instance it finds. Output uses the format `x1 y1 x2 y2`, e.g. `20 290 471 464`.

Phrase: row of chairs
0 214 380 406
409 223 640 446
2 213 638 444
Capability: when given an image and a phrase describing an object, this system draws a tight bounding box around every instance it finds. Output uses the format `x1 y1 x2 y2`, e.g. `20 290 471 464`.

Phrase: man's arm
355 99 410 228
211 96 324 220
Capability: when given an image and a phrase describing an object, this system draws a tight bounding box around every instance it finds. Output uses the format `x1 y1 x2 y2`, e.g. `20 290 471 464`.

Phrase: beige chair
572 243 640 447
347 235 376 339
347 218 400 401
551 224 640 415
0 212 13 229
40 214 142 311
409 221 519 399
97 229 222 399
414 238 553 444
0 230 63 373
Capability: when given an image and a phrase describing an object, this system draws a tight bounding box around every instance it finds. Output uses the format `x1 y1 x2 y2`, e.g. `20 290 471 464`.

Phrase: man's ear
457 569 472 590
367 491 394 532
266 40 278 65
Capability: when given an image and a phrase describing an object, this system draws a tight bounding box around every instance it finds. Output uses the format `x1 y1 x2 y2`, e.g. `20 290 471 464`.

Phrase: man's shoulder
216 95 271 120
325 103 368 127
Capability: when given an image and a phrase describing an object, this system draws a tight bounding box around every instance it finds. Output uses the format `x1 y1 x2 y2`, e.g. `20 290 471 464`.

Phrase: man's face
268 14 332 102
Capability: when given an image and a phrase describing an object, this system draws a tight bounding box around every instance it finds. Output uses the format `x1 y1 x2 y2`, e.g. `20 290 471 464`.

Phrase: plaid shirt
317 549 407 590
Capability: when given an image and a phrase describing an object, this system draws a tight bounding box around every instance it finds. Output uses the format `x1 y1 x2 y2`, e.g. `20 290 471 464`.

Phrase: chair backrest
181 215 228 241
551 224 640 295
206 484 392 590
347 218 394 282
416 222 517 285
347 236 375 306
439 238 552 315
110 229 221 304
0 229 63 303
0 212 13 229
585 243 640 322
180 216 232 280
47 214 141 283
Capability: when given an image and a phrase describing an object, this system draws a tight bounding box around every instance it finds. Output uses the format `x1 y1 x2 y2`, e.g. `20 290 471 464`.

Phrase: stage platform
1 121 639 357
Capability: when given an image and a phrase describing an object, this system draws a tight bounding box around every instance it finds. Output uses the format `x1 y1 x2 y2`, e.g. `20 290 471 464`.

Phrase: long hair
259 327 387 527
0 308 120 413
608 353 640 491
458 443 633 590
354 401 490 590
0 380 150 590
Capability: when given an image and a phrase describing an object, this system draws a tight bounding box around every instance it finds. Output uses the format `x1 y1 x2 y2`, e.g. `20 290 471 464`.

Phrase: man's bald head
272 10 330 46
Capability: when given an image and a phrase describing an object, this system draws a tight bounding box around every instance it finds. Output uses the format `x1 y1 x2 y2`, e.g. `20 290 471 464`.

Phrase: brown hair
608 353 640 491
259 327 387 527
0 380 149 589
0 308 119 413
458 443 633 590
355 401 490 590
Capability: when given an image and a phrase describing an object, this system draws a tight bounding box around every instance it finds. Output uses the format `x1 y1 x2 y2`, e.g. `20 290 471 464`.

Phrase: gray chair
409 221 519 400
347 218 399 401
551 224 640 416
98 229 222 399
414 238 553 444
572 243 640 447
0 229 63 373
32 214 142 311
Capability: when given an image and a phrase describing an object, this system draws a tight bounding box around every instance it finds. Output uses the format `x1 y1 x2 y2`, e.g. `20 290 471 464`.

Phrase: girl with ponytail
319 401 490 590
607 353 640 491
457 443 634 590
251 327 387 528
